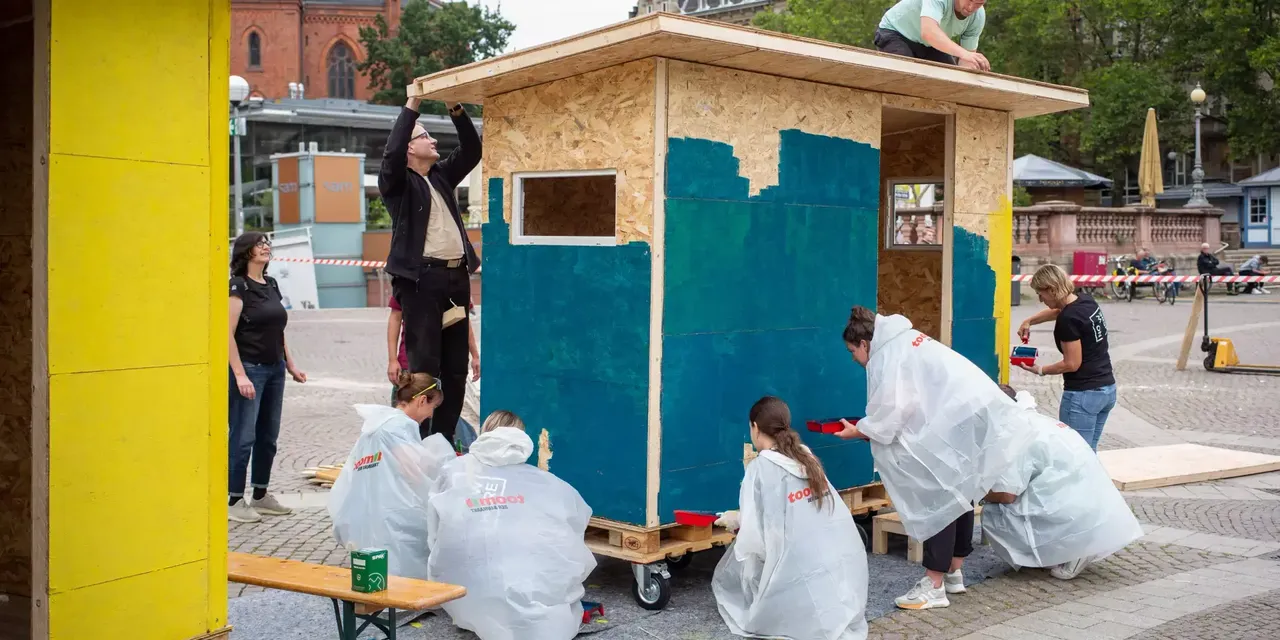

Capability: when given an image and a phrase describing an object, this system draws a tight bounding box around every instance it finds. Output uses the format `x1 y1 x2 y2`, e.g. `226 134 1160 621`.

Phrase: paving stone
1127 588 1280 640
1127 497 1280 543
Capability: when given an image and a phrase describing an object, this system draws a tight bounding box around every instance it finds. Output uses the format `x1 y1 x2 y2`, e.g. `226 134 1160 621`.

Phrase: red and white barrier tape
272 256 1274 284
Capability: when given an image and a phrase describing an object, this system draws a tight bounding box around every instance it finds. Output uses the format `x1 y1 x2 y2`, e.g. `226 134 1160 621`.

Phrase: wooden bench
872 506 984 565
228 552 466 640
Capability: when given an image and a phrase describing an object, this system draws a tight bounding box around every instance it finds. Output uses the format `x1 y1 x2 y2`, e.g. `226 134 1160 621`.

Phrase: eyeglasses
411 131 431 142
411 380 439 400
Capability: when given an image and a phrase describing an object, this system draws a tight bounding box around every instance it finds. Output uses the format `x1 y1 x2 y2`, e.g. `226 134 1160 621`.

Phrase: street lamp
1184 82 1210 209
230 75 250 236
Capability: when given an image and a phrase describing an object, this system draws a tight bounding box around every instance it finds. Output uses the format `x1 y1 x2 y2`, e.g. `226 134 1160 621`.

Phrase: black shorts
873 28 957 65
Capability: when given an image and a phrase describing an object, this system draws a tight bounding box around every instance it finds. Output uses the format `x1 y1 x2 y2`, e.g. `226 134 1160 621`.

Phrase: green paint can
351 548 388 593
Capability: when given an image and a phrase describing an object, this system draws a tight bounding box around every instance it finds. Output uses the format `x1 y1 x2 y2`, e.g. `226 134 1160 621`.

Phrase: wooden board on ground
228 552 466 611
1099 443 1280 491
586 517 735 564
840 481 891 515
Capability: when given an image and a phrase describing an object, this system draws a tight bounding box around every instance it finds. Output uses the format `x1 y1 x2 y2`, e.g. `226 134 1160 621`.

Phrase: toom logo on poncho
465 495 525 512
353 452 383 471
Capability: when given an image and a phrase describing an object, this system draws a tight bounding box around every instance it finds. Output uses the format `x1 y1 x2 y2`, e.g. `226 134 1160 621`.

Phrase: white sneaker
1050 557 1090 580
1259 287 1271 295
229 500 262 523
894 576 949 610
250 493 293 516
943 569 966 594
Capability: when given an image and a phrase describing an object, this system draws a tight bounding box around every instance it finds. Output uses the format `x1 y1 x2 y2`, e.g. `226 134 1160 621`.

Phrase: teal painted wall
950 227 998 379
658 131 880 521
479 178 652 524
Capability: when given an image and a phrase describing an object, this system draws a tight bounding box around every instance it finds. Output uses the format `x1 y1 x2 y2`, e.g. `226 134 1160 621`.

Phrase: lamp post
1184 82 1210 209
230 75 250 236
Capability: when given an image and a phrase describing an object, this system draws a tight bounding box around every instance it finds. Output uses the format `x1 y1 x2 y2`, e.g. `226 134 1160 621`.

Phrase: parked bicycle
1107 254 1178 304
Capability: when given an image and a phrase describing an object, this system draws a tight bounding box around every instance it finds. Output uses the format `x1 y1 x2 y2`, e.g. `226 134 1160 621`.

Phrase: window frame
248 31 262 69
1248 194 1267 225
327 41 356 99
511 169 619 247
884 177 945 251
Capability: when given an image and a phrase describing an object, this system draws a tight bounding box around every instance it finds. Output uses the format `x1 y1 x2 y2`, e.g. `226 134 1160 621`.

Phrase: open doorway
878 107 947 339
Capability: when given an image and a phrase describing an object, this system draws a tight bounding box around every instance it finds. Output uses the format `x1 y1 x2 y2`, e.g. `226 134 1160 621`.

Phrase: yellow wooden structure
2 0 231 637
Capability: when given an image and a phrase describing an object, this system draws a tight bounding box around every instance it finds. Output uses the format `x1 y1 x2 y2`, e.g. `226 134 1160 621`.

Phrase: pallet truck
1197 274 1280 375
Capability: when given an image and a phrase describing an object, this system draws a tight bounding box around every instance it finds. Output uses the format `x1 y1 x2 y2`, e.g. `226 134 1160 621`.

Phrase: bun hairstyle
393 372 443 406
749 396 831 510
842 305 876 346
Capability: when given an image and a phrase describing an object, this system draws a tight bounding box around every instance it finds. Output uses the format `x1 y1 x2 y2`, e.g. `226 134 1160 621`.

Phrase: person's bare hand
1015 363 1041 376
835 418 864 440
1018 322 1032 342
387 360 402 385
289 367 307 383
959 51 990 71
406 96 422 111
469 357 481 381
235 373 255 399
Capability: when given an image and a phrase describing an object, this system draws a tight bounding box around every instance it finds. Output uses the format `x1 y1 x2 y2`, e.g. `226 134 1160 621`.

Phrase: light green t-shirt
878 0 986 51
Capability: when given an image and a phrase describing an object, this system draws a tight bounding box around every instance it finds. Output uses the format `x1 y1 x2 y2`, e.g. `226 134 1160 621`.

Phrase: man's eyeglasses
411 131 432 142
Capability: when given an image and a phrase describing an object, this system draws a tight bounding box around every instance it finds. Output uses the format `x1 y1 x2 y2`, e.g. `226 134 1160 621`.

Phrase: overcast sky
476 0 641 52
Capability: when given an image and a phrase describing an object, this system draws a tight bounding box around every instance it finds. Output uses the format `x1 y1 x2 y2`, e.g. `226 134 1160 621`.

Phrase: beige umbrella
1138 108 1164 207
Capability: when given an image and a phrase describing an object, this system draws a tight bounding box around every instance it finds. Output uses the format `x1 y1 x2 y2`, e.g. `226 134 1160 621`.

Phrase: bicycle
1107 255 1136 301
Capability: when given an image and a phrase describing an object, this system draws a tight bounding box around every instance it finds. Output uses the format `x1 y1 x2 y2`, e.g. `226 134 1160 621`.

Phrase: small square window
512 170 617 245
887 180 944 249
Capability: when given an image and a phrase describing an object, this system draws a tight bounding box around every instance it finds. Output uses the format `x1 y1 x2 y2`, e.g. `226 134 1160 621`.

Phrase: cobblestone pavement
227 297 1280 639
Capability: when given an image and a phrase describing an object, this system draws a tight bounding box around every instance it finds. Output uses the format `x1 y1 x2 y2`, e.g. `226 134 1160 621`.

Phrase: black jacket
379 106 481 280
1197 252 1219 274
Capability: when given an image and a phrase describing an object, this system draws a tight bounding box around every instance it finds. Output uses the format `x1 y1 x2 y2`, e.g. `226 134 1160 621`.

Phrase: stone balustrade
1012 201 1222 261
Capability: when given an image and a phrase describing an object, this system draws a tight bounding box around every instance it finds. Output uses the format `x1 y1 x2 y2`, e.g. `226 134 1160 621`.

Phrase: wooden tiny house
410 12 1089 528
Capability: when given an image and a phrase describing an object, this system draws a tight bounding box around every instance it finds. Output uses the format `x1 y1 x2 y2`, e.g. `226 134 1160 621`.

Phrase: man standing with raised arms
380 95 481 443
874 0 991 71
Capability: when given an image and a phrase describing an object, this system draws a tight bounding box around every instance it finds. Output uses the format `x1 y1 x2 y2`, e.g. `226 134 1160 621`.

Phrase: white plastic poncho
328 404 457 580
426 428 596 640
858 314 1036 542
981 405 1144 568
713 450 869 640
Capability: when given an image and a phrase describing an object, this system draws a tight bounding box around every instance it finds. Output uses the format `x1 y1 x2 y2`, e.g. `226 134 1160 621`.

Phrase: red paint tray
806 417 861 434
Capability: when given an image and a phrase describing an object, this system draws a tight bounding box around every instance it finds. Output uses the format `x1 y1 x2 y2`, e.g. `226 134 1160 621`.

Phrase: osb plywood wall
667 60 881 195
520 174 617 237
0 7 33 598
879 128 944 339
482 59 656 244
954 106 1010 219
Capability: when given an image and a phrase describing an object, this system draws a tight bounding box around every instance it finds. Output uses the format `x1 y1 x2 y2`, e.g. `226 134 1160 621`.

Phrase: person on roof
426 411 596 640
833 306 1033 610
982 385 1143 580
712 396 869 639
875 0 990 71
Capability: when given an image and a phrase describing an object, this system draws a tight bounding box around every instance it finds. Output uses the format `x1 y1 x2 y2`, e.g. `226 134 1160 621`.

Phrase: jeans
229 360 287 498
1059 384 1117 451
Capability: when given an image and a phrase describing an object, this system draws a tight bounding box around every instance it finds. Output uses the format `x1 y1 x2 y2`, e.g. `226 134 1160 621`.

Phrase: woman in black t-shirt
228 232 307 523
1017 264 1116 451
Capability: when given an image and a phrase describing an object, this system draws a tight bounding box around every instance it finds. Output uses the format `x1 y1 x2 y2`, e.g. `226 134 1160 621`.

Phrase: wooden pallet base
585 517 735 564
840 482 891 516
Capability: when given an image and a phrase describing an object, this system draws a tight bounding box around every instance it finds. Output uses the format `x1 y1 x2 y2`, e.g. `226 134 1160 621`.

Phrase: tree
358 0 515 112
752 0 895 49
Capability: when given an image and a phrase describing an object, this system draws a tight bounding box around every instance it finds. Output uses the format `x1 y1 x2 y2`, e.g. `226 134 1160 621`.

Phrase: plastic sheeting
858 314 1036 542
328 405 457 580
982 407 1144 568
427 428 596 640
713 450 869 640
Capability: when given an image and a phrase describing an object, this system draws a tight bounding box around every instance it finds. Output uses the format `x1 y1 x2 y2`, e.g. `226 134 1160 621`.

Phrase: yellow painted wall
44 0 228 637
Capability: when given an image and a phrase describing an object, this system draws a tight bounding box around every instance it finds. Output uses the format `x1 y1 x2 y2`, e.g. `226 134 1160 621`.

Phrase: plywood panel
48 560 209 640
277 157 301 225
412 12 1090 119
1098 444 1280 491
878 127 944 339
667 60 880 197
47 155 211 374
483 59 655 244
954 106 1009 216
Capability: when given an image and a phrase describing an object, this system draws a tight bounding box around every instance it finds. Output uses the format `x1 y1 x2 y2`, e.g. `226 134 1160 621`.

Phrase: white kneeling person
981 385 1143 580
833 306 1036 610
328 372 457 580
713 396 869 640
426 411 596 640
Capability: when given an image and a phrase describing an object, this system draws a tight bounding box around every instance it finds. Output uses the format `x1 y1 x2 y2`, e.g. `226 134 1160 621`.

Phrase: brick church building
231 0 442 102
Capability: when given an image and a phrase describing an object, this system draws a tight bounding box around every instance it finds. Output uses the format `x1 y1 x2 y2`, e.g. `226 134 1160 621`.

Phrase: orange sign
314 156 361 223
277 157 300 224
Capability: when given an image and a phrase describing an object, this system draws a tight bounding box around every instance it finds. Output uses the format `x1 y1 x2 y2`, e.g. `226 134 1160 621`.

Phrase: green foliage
1080 62 1191 174
358 0 515 112
367 197 392 230
1013 186 1033 207
752 0 895 48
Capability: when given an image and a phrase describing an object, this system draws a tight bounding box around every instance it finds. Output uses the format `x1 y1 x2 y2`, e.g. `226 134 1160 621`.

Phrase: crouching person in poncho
713 396 869 640
426 411 597 640
982 386 1143 580
328 372 457 580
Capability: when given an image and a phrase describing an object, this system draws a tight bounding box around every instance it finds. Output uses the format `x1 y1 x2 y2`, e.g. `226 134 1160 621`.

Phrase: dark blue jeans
1059 384 1117 452
229 360 286 498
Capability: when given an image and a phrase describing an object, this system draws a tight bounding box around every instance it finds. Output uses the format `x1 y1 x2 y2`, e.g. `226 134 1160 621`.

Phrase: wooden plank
1176 282 1205 371
410 13 1088 119
31 0 51 632
1098 444 1280 491
227 553 466 610
585 529 736 565
187 627 232 640
645 57 668 528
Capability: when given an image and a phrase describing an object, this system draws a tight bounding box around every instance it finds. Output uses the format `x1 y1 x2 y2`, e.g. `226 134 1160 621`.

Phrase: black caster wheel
665 552 694 572
632 571 671 611
855 522 870 550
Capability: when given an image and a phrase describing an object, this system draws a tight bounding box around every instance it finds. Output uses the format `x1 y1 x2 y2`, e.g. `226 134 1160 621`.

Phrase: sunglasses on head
411 380 439 400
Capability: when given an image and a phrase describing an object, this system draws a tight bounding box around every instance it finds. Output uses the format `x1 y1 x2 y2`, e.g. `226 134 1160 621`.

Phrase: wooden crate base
840 482 891 516
585 517 735 565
